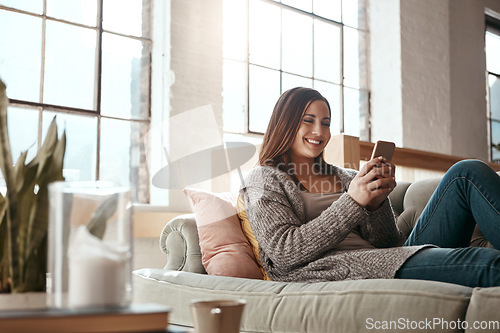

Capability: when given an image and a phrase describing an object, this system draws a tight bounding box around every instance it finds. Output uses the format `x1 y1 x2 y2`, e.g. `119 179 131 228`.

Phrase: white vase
0 292 47 311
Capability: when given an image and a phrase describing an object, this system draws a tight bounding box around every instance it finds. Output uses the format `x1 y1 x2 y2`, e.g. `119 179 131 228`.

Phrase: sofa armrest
159 213 206 274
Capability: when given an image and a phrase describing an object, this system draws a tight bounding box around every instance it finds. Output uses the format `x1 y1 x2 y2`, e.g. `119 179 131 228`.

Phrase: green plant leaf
0 78 14 184
0 78 21 292
26 131 66 261
0 195 7 292
86 193 119 240
0 80 67 292
28 117 58 177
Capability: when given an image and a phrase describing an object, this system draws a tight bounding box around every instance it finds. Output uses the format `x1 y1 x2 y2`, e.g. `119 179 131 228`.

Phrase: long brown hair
259 87 331 174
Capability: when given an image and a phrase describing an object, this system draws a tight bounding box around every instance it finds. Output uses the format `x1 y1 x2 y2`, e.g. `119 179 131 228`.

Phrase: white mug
190 299 246 333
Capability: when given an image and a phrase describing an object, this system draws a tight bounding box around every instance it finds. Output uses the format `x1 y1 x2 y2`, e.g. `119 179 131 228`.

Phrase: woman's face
289 100 331 163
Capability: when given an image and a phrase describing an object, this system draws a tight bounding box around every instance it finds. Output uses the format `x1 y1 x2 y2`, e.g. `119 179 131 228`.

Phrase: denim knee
447 159 491 178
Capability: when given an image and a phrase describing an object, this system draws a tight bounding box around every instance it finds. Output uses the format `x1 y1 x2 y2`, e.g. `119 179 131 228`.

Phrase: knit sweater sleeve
240 167 370 272
333 167 405 248
359 198 405 247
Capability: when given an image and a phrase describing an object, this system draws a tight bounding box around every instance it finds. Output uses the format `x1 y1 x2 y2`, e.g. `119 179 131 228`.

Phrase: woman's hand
347 157 397 211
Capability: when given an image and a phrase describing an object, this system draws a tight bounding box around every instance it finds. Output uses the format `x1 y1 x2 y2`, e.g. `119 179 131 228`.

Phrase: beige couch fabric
134 269 472 333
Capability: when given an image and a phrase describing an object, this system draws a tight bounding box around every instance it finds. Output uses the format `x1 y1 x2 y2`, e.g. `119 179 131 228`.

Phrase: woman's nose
312 123 322 136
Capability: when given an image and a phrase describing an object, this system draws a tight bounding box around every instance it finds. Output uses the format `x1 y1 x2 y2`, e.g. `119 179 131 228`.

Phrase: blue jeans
395 160 500 287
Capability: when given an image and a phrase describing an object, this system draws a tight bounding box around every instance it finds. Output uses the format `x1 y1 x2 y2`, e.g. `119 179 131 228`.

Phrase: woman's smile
305 138 322 145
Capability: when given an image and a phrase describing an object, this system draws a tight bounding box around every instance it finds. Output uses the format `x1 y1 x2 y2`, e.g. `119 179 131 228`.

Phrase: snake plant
0 78 66 293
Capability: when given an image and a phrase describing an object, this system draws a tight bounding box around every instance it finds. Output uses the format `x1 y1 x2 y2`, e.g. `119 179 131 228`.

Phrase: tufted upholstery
159 213 206 274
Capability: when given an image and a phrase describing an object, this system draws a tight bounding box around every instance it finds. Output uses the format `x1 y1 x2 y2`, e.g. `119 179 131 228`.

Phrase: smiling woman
240 86 500 288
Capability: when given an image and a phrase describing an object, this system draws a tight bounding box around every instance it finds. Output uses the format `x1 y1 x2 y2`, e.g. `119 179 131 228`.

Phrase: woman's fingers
349 158 397 209
368 176 396 191
362 160 395 182
359 157 386 176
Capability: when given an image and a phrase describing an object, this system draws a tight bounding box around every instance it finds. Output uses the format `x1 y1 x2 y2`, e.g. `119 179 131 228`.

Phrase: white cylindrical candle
68 226 129 308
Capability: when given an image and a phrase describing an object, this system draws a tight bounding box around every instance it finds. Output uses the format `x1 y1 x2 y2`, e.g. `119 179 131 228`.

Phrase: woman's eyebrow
303 114 330 120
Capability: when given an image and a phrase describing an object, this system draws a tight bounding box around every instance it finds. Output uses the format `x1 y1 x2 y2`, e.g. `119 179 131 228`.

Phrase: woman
240 87 500 287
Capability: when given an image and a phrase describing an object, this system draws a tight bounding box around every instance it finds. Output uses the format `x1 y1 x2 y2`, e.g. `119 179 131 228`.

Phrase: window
223 0 369 140
0 0 152 202
486 15 500 163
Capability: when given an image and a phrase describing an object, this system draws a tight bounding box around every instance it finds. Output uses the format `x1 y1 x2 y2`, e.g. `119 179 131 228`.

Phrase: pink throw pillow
183 188 263 279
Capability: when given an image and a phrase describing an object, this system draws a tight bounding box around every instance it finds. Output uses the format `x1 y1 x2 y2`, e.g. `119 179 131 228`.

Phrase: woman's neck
288 155 318 179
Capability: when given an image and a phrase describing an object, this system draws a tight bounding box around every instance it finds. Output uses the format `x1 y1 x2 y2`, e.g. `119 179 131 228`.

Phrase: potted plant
0 77 66 294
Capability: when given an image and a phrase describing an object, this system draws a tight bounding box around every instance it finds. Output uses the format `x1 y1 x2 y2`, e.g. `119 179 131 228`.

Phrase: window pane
223 59 247 133
103 0 151 38
249 65 280 133
223 0 247 61
343 26 367 89
43 112 97 181
249 0 281 69
343 87 369 140
47 0 97 26
0 11 42 102
314 19 341 83
486 31 500 75
7 106 39 163
282 73 313 93
282 9 313 77
44 21 96 109
492 121 500 163
100 118 149 201
314 80 341 135
490 74 500 121
342 0 367 29
282 0 312 12
0 0 42 13
313 0 341 22
101 33 150 120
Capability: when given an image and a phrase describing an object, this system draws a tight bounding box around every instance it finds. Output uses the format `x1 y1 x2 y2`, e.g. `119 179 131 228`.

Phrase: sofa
133 175 500 333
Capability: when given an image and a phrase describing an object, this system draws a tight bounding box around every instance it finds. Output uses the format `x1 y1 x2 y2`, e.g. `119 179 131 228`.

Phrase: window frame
222 0 370 140
486 13 500 163
0 0 153 202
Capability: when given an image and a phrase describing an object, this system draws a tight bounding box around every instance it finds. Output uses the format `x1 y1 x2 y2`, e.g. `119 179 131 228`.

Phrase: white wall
369 0 404 146
370 0 500 160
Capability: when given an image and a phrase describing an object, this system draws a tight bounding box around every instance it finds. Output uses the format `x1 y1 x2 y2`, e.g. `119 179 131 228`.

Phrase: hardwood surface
326 134 500 172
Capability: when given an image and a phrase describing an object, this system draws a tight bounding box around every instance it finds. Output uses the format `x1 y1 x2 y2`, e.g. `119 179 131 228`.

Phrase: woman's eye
303 119 313 123
322 123 330 127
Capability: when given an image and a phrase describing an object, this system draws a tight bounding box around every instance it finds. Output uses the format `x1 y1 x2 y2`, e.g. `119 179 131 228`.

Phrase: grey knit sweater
240 165 427 283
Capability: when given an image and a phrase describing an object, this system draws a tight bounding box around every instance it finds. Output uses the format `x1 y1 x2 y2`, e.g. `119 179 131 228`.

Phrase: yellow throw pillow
237 194 272 281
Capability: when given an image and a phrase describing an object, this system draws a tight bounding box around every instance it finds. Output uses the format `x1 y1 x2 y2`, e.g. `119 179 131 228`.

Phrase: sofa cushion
465 286 500 330
133 269 473 333
183 188 263 279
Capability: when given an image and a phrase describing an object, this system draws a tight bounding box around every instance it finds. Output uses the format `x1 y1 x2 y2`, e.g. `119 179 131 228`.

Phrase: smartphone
370 140 395 161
